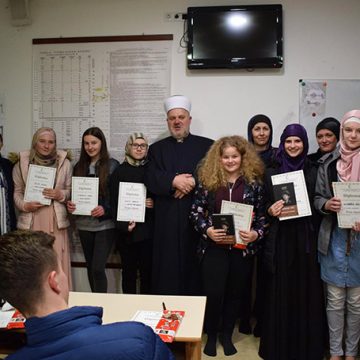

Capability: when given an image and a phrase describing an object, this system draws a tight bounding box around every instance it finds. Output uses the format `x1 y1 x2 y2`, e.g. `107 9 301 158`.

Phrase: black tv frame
187 4 283 70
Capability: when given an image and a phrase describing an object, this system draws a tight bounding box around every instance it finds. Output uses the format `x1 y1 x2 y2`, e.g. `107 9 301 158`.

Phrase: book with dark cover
273 182 299 217
212 214 236 244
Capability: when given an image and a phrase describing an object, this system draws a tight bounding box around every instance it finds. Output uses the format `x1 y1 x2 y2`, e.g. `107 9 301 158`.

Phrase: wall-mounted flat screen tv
187 4 283 69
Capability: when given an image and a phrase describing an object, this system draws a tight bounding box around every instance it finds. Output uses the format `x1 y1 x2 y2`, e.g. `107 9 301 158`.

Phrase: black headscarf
316 117 340 140
247 114 275 166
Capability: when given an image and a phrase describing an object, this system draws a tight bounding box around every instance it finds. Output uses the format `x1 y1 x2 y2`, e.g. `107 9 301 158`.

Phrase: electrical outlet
164 12 185 22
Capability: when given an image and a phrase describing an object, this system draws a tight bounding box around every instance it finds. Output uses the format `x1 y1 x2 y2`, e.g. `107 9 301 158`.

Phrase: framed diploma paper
220 200 253 245
332 182 360 228
271 170 312 221
71 177 99 216
117 182 146 223
24 164 56 205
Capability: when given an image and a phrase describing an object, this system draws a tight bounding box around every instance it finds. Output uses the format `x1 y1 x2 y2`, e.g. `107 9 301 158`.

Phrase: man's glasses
131 143 147 150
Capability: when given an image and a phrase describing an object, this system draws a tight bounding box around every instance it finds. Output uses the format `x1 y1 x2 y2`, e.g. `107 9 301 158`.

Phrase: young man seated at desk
0 230 174 360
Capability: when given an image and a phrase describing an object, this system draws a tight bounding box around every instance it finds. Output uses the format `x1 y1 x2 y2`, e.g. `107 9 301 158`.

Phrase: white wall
1 0 360 152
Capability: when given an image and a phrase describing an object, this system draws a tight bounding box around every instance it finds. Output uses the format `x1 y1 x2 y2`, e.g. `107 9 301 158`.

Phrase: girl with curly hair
190 135 266 356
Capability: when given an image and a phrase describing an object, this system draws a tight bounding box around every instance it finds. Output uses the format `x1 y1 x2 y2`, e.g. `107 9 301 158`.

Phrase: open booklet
131 309 185 342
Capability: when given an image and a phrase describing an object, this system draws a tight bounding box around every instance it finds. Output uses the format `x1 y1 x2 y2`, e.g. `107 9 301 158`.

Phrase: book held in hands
212 213 236 245
273 182 298 218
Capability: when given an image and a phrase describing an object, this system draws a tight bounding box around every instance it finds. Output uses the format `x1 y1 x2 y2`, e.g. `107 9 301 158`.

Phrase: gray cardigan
314 147 340 255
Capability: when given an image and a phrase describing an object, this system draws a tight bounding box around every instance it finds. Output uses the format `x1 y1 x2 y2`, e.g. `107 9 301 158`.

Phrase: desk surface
69 292 206 342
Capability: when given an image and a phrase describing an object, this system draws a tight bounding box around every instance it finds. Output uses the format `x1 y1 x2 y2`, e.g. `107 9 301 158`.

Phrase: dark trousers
116 237 152 294
78 229 115 293
202 246 254 335
252 252 266 330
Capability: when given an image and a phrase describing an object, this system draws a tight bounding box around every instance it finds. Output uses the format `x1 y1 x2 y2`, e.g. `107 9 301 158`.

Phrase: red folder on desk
155 310 185 343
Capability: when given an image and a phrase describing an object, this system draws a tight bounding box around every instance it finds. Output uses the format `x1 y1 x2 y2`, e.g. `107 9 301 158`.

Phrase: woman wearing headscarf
245 114 278 336
314 110 360 360
109 133 154 294
247 114 277 168
13 127 72 286
259 124 326 360
308 117 340 163
67 127 119 293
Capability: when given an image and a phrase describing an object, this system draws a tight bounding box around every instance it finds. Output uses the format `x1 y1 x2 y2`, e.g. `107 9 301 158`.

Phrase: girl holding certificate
259 124 326 360
314 110 360 360
190 136 266 357
67 127 119 293
109 133 153 294
12 127 72 286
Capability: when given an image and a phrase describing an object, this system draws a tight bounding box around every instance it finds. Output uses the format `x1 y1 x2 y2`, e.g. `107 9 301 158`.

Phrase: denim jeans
326 283 360 356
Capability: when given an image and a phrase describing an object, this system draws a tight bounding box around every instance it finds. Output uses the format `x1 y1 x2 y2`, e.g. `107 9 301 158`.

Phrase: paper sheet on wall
33 40 172 162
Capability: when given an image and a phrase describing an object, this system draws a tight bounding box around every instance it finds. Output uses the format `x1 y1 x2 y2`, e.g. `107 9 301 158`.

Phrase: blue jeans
326 283 360 356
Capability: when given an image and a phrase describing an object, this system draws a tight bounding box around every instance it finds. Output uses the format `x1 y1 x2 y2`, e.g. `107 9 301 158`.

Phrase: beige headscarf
29 127 58 167
124 132 149 167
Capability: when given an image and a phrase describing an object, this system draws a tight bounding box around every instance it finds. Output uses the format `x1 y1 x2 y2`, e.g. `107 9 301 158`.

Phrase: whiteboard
299 79 360 153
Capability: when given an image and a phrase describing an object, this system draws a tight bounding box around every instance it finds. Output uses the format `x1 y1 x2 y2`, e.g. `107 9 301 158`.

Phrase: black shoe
219 334 237 356
203 333 217 357
238 320 252 335
253 322 262 338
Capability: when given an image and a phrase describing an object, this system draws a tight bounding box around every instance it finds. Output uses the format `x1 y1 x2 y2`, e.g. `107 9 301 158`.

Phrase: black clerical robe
145 134 213 295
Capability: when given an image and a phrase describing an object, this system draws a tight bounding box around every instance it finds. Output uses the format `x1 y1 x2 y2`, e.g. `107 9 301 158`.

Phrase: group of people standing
0 94 359 360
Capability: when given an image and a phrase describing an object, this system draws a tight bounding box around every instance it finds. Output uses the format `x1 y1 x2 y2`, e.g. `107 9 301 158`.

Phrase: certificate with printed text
71 177 99 216
24 164 56 205
271 170 312 220
220 200 253 245
117 182 146 223
332 182 360 228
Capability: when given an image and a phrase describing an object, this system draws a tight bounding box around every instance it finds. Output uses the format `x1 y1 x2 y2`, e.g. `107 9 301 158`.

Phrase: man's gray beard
172 130 190 142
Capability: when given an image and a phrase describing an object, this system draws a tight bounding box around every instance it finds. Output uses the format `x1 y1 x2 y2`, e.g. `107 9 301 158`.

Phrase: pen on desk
162 302 166 311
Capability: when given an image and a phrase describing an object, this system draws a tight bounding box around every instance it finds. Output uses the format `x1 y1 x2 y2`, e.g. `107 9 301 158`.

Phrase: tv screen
187 4 283 69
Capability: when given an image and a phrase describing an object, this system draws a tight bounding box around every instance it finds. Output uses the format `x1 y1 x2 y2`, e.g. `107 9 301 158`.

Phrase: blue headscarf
276 124 309 173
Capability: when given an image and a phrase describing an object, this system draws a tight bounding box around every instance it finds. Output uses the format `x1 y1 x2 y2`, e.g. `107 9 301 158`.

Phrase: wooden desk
69 292 206 360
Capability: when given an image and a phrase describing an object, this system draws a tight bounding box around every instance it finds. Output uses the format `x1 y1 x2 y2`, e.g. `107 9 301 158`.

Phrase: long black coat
144 134 213 295
0 155 16 232
259 159 326 360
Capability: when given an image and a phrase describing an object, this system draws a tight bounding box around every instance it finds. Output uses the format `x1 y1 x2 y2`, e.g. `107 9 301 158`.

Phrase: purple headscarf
276 124 309 173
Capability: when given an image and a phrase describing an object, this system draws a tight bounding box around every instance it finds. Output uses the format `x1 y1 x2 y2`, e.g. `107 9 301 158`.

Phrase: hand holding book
210 214 236 244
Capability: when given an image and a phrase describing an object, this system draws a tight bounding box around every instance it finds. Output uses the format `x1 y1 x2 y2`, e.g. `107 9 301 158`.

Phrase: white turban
164 95 191 114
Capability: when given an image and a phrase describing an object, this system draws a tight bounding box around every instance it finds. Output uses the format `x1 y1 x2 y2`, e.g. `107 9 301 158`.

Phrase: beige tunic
13 150 73 288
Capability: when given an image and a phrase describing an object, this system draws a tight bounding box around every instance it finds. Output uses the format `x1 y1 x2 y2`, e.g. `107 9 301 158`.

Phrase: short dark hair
0 230 57 315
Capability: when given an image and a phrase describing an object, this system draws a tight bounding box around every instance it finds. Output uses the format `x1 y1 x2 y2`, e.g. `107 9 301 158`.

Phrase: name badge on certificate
117 182 146 223
24 164 56 205
332 181 360 228
71 177 99 216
